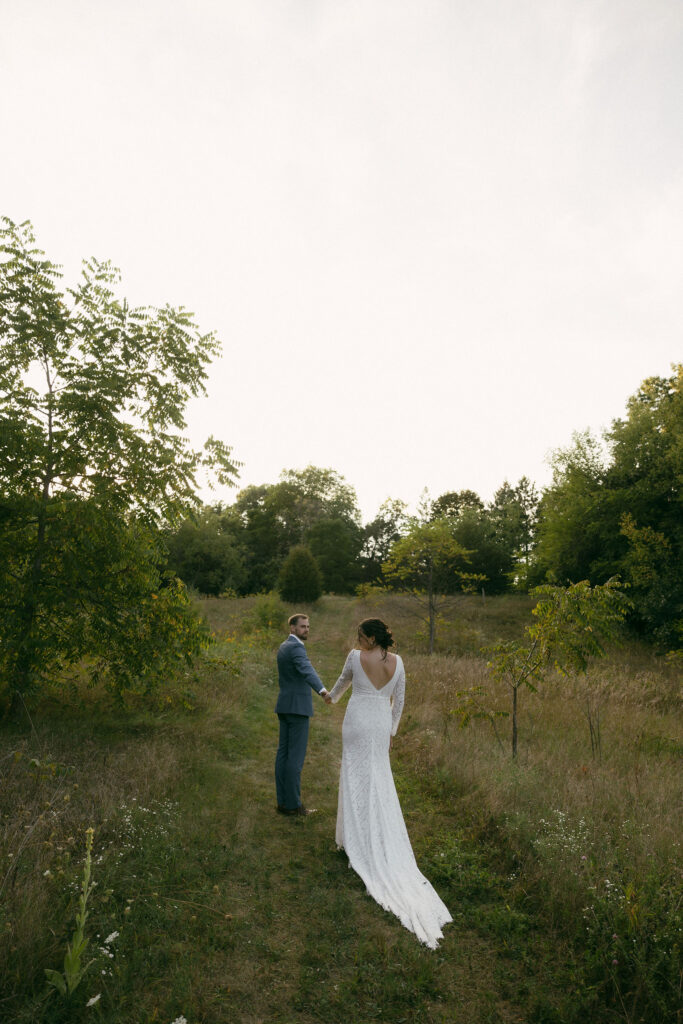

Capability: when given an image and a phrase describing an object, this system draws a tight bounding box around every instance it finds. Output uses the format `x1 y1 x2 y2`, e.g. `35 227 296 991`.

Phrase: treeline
166 366 682 649
164 471 538 599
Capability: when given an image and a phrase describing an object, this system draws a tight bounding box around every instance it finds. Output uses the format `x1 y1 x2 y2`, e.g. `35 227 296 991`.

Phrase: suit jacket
275 635 325 716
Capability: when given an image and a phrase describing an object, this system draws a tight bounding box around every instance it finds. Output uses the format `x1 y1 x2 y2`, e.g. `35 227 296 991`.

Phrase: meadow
0 593 680 1024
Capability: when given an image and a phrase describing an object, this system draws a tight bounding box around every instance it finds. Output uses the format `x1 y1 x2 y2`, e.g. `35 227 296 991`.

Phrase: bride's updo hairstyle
358 618 394 659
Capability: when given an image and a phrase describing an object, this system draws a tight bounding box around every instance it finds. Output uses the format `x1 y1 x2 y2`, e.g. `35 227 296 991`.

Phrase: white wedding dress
329 649 452 949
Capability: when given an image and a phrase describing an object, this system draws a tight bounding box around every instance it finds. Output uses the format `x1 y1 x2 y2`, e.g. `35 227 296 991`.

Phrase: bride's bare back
359 649 397 690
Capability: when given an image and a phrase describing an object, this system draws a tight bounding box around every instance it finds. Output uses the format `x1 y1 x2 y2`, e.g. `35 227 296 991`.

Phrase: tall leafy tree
431 489 484 519
533 367 682 647
280 466 361 528
0 218 238 706
360 498 410 583
307 517 362 593
449 508 513 594
488 476 540 587
533 430 612 583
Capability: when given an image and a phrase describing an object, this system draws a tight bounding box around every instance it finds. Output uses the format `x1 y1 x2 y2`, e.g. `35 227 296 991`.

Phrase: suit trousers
275 713 310 810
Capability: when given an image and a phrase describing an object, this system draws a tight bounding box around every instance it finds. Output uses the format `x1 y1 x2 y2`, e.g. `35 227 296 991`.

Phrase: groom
275 613 331 817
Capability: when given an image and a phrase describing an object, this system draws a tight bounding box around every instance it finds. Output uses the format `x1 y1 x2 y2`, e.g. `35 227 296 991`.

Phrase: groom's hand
323 693 332 705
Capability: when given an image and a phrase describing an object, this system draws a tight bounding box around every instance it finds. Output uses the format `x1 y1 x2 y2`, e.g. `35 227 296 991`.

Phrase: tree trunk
512 684 518 758
12 382 54 698
428 565 435 654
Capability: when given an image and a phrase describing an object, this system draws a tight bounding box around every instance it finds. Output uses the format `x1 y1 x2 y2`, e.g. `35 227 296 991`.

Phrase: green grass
1 594 680 1023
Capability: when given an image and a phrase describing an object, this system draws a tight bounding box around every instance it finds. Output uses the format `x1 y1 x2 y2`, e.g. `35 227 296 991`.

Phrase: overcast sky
1 0 681 520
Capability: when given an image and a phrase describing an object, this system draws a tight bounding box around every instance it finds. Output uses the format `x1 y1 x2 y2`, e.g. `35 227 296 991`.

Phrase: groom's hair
288 613 308 627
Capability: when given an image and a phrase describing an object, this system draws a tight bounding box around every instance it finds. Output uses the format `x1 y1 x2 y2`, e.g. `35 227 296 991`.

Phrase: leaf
44 969 67 996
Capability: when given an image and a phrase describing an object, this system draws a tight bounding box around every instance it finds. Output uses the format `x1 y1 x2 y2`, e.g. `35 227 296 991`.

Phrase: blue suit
275 635 325 811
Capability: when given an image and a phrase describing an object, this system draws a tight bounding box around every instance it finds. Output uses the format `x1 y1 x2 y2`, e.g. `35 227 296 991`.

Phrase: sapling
45 826 96 999
486 579 630 757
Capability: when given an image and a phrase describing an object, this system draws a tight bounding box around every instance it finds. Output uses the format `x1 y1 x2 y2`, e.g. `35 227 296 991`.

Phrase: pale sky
1 0 681 520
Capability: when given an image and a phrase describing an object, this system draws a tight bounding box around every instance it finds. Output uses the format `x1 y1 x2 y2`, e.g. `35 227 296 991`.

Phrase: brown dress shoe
277 805 297 815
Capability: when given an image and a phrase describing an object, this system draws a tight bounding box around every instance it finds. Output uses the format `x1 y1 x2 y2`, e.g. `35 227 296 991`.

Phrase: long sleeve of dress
390 666 405 736
329 650 354 703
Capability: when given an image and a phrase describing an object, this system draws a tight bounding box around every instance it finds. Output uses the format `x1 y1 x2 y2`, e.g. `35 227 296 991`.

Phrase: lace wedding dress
329 649 452 949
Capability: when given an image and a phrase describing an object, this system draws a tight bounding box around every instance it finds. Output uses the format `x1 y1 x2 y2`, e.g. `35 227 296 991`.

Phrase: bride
328 618 452 949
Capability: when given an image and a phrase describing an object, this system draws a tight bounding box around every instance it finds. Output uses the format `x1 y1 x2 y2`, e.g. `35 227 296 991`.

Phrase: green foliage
279 465 361 526
247 591 288 632
383 519 471 591
307 517 362 593
451 684 508 751
534 367 682 646
448 508 513 594
431 488 484 518
488 476 540 583
430 480 540 594
360 497 409 583
383 518 483 652
165 507 246 596
0 217 236 703
45 827 96 1000
487 579 631 756
277 545 323 603
222 466 362 594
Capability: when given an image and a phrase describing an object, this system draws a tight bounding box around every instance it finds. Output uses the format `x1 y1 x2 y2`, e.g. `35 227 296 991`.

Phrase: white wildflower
86 993 101 1007
104 930 119 944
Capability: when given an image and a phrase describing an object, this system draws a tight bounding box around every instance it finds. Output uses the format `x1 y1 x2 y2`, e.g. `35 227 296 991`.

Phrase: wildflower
104 931 119 944
170 1017 188 1024
612 958 618 966
86 993 101 1007
581 855 587 861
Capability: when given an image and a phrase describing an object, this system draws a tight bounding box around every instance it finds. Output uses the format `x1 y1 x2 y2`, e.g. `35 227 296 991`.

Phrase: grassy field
1 593 680 1023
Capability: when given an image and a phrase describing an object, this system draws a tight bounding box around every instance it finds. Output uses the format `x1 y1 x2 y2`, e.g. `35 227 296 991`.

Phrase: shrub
277 546 323 603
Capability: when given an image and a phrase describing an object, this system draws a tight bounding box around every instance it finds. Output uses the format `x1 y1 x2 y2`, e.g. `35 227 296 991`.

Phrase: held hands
322 691 332 705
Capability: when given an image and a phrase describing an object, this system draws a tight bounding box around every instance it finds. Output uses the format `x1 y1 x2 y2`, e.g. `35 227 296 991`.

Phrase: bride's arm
328 650 354 703
390 664 405 736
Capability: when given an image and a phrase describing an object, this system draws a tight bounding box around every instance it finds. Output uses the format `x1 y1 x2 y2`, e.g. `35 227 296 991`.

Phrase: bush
248 592 288 632
277 546 323 603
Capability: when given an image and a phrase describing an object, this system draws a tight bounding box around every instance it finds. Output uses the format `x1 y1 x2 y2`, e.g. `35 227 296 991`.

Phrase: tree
449 508 513 594
533 367 682 646
0 218 238 707
620 514 681 648
487 579 630 757
277 545 323 603
382 519 482 653
488 476 539 585
224 467 362 594
360 498 410 583
307 517 362 593
431 489 484 519
280 466 361 528
533 430 610 584
165 507 246 596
